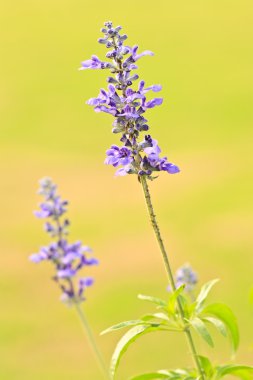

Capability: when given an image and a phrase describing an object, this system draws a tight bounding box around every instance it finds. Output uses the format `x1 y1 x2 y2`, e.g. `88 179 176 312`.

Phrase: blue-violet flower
30 178 98 305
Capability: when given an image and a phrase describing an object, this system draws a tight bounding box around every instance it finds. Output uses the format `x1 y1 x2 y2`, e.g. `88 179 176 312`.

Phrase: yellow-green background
1 1 253 379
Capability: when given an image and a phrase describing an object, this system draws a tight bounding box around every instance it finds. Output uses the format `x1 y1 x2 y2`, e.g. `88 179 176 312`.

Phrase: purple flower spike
30 178 98 305
176 264 198 293
80 22 180 179
167 264 198 294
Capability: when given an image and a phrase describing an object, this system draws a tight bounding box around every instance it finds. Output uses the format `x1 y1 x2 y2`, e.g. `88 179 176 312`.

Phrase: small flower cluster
167 264 198 295
30 178 98 304
80 21 179 179
175 264 198 293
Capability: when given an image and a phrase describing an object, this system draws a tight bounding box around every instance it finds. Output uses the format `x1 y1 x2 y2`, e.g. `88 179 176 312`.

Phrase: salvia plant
77 21 253 380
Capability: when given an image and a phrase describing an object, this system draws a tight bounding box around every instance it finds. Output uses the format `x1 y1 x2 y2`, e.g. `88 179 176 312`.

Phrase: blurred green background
1 0 253 379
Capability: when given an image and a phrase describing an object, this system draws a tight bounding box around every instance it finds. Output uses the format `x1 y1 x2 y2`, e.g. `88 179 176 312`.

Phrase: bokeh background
1 0 253 379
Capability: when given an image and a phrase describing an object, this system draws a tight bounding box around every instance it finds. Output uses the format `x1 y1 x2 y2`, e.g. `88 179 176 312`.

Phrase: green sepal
148 175 159 181
201 303 239 354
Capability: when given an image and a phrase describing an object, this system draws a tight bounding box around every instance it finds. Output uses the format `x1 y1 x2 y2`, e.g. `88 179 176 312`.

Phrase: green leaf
141 314 157 321
138 294 167 308
130 369 193 380
140 313 170 323
110 325 161 379
197 355 214 377
190 317 214 347
168 284 186 315
152 312 171 322
195 279 219 312
141 313 183 332
129 371 172 379
178 294 191 319
202 316 227 337
216 364 253 379
101 320 144 335
202 303 239 354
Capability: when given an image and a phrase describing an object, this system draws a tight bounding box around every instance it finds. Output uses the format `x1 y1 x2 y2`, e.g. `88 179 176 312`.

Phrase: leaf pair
102 315 182 379
130 363 253 380
130 356 253 380
130 368 196 379
188 280 239 354
101 291 185 379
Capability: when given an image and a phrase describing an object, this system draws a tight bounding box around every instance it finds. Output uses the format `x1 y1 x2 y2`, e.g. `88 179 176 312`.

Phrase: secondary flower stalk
30 178 109 379
30 177 98 304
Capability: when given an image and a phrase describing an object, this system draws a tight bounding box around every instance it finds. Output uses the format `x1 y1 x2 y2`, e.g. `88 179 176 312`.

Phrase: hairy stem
75 303 109 380
140 175 204 379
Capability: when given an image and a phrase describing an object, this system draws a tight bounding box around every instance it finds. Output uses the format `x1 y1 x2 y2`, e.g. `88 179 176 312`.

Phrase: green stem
140 176 204 380
75 303 109 380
